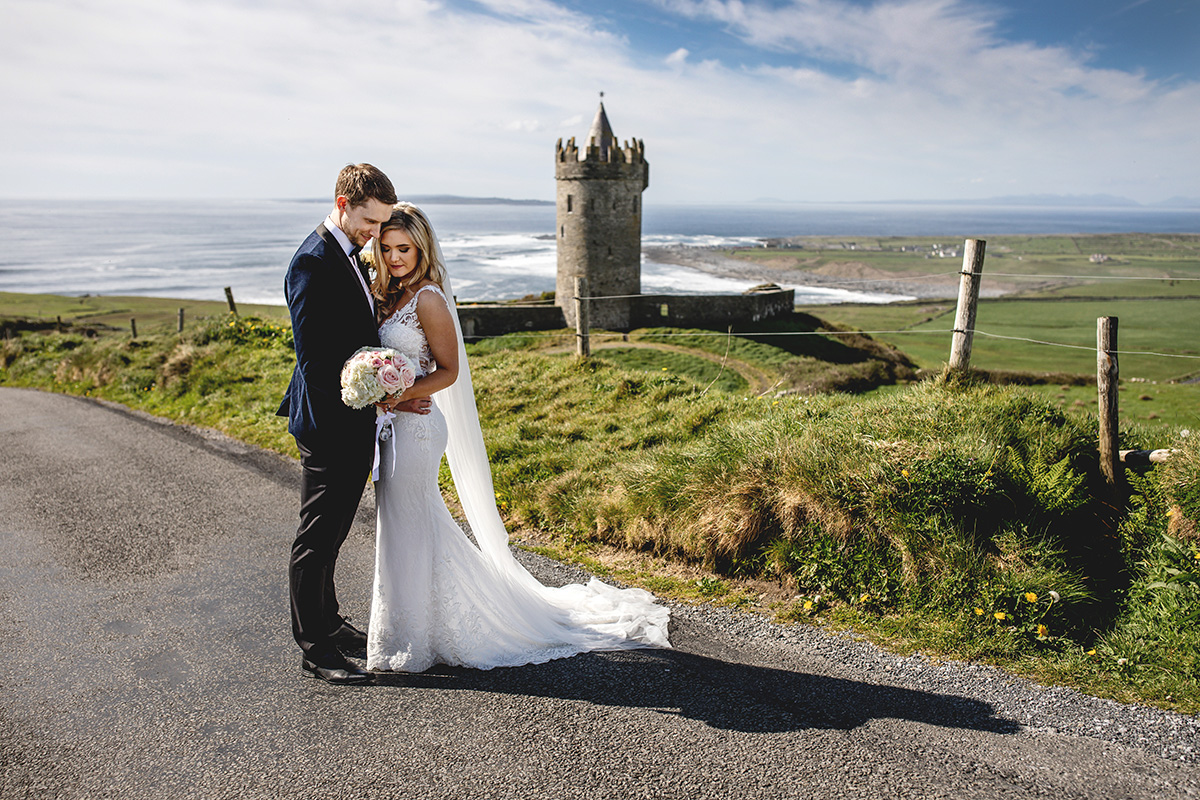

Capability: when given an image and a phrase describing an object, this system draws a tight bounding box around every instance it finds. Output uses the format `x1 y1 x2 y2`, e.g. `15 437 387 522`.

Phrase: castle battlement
555 135 649 186
555 136 647 166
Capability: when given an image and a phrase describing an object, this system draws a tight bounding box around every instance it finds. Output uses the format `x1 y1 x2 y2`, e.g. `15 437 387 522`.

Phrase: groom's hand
390 396 433 415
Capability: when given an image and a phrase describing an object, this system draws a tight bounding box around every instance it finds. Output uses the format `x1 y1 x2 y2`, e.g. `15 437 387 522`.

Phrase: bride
363 203 670 672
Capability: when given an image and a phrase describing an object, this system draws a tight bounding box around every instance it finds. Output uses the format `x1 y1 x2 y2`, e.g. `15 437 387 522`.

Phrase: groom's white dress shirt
324 215 375 314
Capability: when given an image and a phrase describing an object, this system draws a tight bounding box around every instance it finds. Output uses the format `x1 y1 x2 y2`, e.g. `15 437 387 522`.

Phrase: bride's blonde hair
365 202 447 323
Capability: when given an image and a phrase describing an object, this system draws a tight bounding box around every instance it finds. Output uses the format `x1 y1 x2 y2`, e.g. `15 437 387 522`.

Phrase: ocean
3 199 1197 306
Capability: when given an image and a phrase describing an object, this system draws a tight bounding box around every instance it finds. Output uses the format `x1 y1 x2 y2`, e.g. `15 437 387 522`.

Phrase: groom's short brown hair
334 163 397 208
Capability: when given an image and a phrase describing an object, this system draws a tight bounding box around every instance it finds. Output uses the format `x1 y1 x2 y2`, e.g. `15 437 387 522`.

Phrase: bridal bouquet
340 347 417 409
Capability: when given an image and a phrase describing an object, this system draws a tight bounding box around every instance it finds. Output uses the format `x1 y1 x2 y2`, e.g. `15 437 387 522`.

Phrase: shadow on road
369 648 1019 735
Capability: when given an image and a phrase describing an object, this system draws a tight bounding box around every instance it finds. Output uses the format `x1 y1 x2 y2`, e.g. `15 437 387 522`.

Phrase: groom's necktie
348 247 375 313
348 246 368 279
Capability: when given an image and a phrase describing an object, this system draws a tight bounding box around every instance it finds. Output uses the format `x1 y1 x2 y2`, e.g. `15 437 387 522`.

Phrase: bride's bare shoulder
413 281 451 312
411 280 445 297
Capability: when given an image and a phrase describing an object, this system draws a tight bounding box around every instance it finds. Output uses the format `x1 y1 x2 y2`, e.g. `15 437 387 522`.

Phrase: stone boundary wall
631 288 795 329
456 303 566 340
455 288 794 339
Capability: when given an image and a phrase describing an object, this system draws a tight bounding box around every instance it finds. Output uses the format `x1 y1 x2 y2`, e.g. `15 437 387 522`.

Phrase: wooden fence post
130 318 138 339
1097 316 1121 494
574 276 590 358
224 287 238 316
178 307 185 334
948 238 987 372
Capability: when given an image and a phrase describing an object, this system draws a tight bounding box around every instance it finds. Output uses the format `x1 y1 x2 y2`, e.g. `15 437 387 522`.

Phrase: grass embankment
2 292 1199 714
475 312 920 396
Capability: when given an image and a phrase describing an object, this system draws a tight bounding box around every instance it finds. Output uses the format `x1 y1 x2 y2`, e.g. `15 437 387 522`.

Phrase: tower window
633 197 638 213
567 195 573 213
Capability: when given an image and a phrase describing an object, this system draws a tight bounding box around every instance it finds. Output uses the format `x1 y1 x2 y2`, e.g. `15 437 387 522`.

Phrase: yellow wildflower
860 593 871 604
1036 624 1049 638
994 612 1007 621
1025 592 1038 603
973 607 984 616
901 469 909 477
1087 649 1097 656
803 600 813 611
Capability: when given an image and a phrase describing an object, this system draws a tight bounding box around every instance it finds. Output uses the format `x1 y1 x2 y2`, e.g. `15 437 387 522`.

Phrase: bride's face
380 228 421 281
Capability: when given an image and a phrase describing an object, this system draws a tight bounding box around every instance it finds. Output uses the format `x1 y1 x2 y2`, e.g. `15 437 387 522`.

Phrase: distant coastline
747 194 1200 209
419 192 1200 210
33 194 1197 209
279 194 554 206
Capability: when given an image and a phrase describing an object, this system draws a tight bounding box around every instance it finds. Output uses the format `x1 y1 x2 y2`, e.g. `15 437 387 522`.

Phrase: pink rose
371 357 384 369
377 363 406 393
395 358 416 388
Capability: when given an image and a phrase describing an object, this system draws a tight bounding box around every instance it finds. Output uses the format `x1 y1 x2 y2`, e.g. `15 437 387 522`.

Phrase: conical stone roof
585 101 614 161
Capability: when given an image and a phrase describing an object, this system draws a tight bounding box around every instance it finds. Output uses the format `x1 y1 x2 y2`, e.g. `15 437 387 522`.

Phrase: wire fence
457 249 1200 372
546 260 1200 367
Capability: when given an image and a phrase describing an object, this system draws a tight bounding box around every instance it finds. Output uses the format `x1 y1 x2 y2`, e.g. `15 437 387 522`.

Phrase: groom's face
335 197 392 248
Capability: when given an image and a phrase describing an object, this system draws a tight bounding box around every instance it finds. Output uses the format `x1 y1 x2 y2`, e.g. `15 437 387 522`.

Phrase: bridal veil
429 237 670 649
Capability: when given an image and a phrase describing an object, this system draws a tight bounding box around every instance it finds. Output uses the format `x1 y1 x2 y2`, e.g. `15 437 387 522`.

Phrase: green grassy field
0 291 290 337
783 233 1200 432
839 297 1200 381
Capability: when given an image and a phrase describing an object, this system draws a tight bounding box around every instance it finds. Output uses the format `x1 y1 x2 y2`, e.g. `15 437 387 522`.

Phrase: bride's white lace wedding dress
367 284 670 672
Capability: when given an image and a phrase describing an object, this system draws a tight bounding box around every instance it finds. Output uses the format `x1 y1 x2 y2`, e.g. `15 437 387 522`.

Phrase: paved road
1 387 1197 799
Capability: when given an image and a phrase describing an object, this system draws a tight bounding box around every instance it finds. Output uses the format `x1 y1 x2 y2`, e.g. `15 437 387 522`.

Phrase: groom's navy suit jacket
277 224 380 449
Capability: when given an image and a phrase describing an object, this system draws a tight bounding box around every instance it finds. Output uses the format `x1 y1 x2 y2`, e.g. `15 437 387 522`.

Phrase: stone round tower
555 102 649 331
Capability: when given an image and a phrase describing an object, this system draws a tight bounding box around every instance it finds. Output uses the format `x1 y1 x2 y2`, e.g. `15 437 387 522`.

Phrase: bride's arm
392 289 460 404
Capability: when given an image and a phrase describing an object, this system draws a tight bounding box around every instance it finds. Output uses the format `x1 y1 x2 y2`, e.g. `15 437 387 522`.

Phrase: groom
278 163 430 685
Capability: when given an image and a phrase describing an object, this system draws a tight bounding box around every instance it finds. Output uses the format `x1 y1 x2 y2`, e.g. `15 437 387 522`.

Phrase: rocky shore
643 244 1021 301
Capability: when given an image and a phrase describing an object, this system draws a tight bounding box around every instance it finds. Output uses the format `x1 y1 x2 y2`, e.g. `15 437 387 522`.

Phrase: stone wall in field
454 286 794 340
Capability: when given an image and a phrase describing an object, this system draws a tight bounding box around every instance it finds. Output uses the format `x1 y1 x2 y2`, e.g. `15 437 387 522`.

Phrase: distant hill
407 194 553 206
968 194 1141 207
869 194 1141 208
879 194 1200 209
1150 196 1200 209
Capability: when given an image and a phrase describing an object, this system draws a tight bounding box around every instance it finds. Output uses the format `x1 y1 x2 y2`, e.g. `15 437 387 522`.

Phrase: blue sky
2 0 1197 204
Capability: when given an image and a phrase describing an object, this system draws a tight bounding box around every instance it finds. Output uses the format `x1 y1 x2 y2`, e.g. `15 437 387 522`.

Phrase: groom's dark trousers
278 224 380 657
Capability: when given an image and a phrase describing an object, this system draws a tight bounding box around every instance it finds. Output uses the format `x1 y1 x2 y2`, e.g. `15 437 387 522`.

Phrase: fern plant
1005 445 1088 514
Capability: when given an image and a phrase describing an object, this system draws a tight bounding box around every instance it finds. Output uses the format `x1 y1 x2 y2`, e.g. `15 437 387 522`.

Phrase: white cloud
0 0 1196 203
665 47 690 67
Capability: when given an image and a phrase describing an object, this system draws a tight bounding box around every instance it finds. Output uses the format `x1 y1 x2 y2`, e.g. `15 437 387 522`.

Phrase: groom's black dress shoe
301 650 371 685
330 619 368 652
